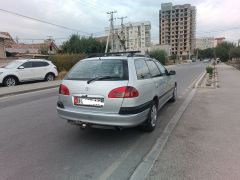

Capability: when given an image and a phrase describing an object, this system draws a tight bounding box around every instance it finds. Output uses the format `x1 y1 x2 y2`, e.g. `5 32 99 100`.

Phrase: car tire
141 101 158 132
3 76 18 87
169 85 177 103
45 73 55 81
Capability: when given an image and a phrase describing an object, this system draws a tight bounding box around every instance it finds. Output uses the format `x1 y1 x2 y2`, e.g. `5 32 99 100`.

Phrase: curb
0 83 60 98
129 72 204 180
194 71 206 88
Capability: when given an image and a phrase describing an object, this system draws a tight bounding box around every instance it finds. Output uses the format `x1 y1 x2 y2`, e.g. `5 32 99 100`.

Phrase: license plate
73 97 104 107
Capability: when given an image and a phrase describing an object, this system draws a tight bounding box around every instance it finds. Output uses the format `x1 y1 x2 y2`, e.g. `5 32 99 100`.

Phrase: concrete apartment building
196 37 215 50
106 21 151 52
0 33 10 58
215 37 226 46
159 3 196 58
196 37 226 50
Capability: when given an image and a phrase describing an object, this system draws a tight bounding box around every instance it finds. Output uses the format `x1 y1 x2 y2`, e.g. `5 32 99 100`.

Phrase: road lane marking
98 139 141 180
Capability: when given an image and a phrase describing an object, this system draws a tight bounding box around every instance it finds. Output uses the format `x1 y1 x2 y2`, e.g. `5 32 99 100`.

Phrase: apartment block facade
159 3 196 57
106 21 151 52
196 37 215 50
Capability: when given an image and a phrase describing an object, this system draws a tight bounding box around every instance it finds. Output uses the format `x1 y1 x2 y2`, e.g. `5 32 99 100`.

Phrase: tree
61 34 106 54
230 47 240 60
149 50 167 65
198 48 214 59
39 46 48 55
215 42 235 62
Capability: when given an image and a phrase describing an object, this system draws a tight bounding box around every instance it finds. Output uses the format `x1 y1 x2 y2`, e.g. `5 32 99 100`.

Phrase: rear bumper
57 107 149 127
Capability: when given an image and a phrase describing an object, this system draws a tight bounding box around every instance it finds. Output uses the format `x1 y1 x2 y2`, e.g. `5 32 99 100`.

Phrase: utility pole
15 36 19 44
117 16 127 51
47 36 53 43
105 11 117 53
196 48 199 60
238 39 240 47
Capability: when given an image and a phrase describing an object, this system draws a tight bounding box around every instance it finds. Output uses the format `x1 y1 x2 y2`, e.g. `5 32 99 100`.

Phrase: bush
149 50 167 65
61 34 106 54
48 54 86 72
206 66 214 75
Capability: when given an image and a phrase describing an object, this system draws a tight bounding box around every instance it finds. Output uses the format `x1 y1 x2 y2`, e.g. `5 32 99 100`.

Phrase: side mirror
169 70 176 75
18 66 24 69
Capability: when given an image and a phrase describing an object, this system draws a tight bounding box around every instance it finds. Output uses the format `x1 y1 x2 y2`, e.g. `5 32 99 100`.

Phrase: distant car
186 59 192 63
57 53 177 132
203 59 210 63
0 59 58 87
192 59 196 62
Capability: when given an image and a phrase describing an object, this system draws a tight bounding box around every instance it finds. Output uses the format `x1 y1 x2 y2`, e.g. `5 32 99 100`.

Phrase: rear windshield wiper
87 76 121 84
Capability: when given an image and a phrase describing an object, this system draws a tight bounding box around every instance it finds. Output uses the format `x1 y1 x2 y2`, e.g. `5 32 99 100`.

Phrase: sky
0 0 240 45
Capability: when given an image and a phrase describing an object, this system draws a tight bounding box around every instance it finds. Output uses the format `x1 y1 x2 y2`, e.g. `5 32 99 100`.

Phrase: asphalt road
0 62 208 180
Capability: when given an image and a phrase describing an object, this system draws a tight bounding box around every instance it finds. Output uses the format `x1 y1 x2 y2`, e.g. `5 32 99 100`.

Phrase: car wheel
141 101 158 132
169 85 177 103
45 73 55 81
3 76 17 87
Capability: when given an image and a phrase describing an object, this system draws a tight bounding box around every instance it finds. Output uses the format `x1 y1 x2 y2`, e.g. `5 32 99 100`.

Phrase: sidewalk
147 63 240 180
0 80 60 97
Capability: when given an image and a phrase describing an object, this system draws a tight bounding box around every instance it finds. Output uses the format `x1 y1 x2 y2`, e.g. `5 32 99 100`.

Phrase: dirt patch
226 61 240 70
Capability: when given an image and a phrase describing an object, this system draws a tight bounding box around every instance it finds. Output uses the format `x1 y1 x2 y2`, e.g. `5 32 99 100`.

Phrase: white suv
0 59 58 87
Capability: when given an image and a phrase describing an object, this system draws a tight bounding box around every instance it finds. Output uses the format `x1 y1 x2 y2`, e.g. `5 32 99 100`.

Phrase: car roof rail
87 51 149 58
131 54 150 58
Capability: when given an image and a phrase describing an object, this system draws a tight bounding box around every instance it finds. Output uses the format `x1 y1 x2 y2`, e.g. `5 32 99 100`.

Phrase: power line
197 26 240 35
79 0 109 13
0 8 91 35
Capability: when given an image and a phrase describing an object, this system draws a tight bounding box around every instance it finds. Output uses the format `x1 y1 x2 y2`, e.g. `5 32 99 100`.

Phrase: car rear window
65 59 128 80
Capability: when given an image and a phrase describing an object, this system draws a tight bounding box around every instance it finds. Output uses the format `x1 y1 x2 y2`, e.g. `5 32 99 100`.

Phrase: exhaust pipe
115 127 123 131
81 123 87 130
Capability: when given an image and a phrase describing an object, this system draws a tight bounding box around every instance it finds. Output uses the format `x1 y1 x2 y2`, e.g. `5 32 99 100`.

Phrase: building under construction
159 3 196 59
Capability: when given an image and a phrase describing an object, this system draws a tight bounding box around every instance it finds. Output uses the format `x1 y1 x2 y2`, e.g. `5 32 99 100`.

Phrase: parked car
0 59 58 87
57 53 177 132
203 59 210 63
186 59 192 63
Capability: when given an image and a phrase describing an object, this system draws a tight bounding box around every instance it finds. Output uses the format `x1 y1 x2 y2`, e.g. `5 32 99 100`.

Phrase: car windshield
65 59 128 80
4 61 23 69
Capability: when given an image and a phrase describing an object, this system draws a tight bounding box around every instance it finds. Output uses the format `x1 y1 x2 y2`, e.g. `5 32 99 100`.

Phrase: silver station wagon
57 52 177 132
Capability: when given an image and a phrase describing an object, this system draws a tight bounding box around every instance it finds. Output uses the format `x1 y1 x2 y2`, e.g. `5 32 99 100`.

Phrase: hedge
149 50 167 65
48 54 86 72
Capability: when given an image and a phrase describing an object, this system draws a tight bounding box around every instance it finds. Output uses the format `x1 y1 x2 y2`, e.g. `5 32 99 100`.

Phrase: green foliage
48 54 86 71
198 48 214 59
149 50 167 65
39 46 48 55
206 66 214 75
215 42 235 62
230 47 240 59
61 34 106 54
170 54 177 60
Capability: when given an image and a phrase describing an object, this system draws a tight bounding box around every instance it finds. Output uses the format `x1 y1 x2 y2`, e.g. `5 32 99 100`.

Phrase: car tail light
108 86 139 98
59 84 70 95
